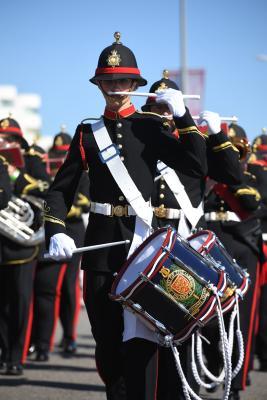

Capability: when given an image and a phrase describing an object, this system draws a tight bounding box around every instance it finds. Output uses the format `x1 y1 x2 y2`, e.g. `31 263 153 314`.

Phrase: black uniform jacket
0 156 12 209
152 131 242 214
44 106 207 272
247 160 267 234
0 148 50 265
204 167 262 254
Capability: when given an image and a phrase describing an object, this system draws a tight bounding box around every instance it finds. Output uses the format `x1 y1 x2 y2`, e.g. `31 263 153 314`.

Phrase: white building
0 85 42 145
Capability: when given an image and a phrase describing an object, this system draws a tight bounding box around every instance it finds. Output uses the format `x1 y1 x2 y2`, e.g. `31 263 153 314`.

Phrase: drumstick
108 91 200 100
193 115 238 122
44 239 130 259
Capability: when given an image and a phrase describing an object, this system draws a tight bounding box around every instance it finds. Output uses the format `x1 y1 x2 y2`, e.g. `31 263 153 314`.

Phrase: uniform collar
104 104 136 120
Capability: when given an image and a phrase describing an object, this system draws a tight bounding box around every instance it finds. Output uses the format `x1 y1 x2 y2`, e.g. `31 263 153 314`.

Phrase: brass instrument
230 136 251 161
0 195 44 246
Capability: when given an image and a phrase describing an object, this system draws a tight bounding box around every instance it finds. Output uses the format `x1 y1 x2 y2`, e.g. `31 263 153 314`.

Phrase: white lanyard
157 160 203 229
91 118 153 255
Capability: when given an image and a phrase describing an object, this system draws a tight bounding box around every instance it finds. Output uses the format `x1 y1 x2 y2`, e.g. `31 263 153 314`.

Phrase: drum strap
91 118 153 256
157 161 204 230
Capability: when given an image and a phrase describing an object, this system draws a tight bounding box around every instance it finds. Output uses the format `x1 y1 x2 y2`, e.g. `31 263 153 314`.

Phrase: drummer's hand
198 111 221 135
155 88 186 117
49 233 76 260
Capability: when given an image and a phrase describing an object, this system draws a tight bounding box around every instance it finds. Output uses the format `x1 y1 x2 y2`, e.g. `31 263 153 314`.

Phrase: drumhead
115 231 168 295
188 231 215 252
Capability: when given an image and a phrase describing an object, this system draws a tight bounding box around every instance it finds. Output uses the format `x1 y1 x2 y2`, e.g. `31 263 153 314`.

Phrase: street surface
0 308 266 400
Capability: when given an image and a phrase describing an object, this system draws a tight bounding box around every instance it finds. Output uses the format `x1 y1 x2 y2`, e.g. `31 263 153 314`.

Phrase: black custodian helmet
0 116 29 150
141 70 179 111
49 126 72 156
252 129 267 156
90 32 147 86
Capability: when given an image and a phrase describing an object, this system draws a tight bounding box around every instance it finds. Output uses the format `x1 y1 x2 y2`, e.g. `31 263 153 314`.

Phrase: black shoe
259 360 267 372
5 364 24 376
206 384 219 393
63 340 77 355
228 390 240 400
35 349 49 362
0 361 7 372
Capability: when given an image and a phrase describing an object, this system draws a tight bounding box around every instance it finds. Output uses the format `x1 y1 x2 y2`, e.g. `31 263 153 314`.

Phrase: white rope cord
191 333 219 390
170 340 205 400
191 290 232 399
231 293 245 378
216 292 232 400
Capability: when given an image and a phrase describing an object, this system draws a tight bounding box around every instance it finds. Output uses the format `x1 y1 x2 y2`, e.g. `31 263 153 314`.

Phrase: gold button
117 122 122 128
120 156 125 161
220 200 224 204
160 184 165 189
160 176 165 181
220 207 224 211
117 133 122 138
118 144 123 149
119 196 125 201
160 193 165 199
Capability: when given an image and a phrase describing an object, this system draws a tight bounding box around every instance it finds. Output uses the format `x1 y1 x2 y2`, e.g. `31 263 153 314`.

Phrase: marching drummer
142 71 245 399
44 32 208 399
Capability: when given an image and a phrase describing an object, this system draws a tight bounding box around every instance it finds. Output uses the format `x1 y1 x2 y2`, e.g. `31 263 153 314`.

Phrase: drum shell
111 227 227 342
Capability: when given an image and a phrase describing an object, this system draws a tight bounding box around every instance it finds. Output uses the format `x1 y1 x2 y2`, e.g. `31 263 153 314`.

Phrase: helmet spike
113 32 122 44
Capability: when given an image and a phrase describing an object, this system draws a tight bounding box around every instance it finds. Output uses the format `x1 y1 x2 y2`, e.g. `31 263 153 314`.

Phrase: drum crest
159 264 210 317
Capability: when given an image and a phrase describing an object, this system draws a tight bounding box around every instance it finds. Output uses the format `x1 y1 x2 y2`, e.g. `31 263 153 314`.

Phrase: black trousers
83 270 126 400
202 221 260 391
83 270 197 400
31 261 67 351
59 220 85 342
0 260 36 365
256 284 267 362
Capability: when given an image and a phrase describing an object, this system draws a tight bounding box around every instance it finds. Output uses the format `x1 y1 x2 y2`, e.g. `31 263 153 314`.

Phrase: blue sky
1 0 267 141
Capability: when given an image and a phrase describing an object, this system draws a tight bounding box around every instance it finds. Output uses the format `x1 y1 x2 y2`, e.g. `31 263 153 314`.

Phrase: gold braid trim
234 187 261 201
212 142 238 152
77 193 90 207
44 215 66 227
22 174 49 194
67 206 82 218
0 155 9 166
5 245 39 265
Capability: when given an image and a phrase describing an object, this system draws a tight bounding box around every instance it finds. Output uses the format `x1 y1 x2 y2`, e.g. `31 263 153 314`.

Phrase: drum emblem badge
166 268 195 302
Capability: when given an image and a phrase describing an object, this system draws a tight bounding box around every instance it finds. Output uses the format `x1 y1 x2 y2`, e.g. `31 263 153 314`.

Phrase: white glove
198 110 221 135
49 233 76 260
155 88 186 117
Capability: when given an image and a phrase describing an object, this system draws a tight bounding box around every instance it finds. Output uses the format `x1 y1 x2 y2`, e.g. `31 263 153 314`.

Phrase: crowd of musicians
1 32 267 400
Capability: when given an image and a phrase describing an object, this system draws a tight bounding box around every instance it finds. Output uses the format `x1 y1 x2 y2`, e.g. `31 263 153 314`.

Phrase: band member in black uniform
30 131 89 361
203 123 262 400
0 117 50 375
248 131 267 371
0 154 12 370
50 131 90 354
44 32 209 400
142 71 244 399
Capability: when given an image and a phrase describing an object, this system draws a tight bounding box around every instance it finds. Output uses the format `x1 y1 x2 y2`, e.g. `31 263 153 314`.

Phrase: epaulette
81 117 101 124
26 147 45 159
136 110 166 119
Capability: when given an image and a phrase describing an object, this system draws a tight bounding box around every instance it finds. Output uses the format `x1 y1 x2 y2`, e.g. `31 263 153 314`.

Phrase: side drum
187 230 250 313
110 227 227 343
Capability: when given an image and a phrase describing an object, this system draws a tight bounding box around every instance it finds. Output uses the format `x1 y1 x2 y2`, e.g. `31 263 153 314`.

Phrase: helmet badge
107 50 121 68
